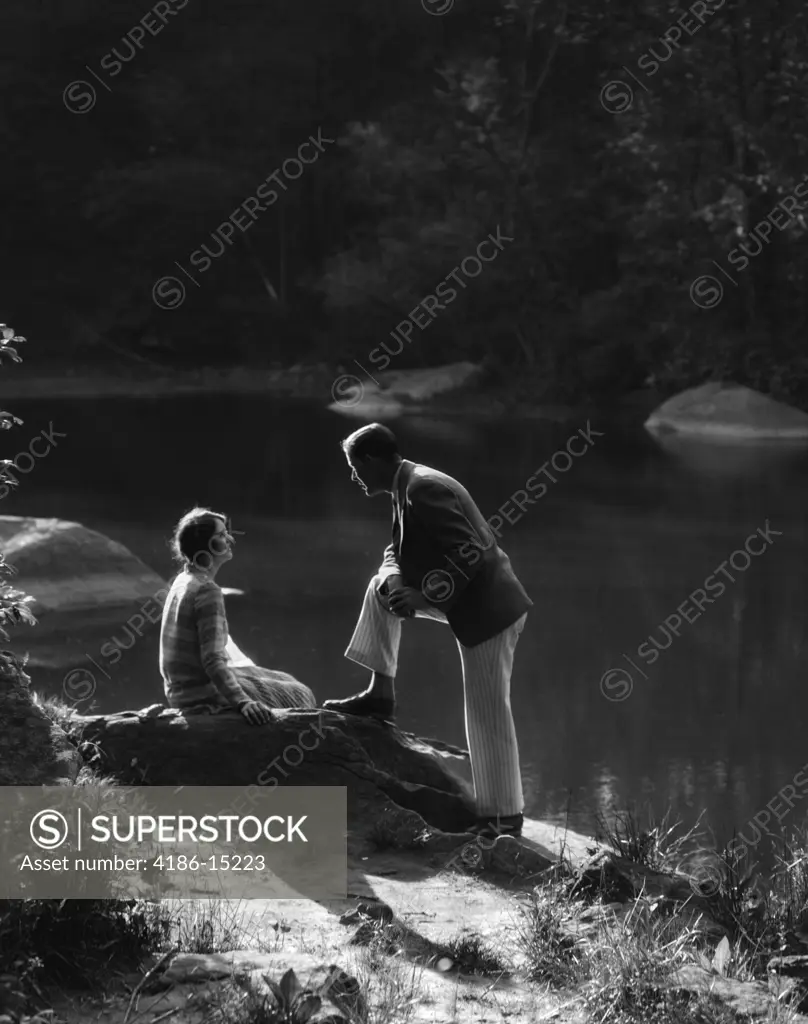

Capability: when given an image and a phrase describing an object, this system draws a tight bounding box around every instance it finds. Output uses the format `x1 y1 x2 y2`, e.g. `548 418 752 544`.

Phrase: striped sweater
159 570 251 710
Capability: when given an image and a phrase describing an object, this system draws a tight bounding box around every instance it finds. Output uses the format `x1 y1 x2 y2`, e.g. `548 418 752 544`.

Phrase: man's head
341 422 402 497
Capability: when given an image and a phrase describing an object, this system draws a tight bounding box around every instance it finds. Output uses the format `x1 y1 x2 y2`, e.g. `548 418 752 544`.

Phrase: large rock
66 705 479 835
0 651 83 785
645 382 808 440
0 516 167 627
328 361 482 418
573 850 729 930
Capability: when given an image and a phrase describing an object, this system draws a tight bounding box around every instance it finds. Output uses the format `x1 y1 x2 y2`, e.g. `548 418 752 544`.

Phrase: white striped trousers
344 574 526 817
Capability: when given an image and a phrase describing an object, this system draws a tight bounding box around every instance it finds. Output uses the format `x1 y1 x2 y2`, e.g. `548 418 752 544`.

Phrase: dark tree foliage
0 327 35 639
4 0 807 403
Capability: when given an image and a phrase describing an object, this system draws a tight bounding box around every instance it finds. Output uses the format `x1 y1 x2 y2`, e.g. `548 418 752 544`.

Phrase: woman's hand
240 700 274 726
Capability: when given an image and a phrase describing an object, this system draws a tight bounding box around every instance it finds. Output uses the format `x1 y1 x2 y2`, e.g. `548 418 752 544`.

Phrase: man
323 422 533 838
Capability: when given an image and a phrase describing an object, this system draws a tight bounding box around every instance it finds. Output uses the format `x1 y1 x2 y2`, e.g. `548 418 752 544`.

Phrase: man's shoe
321 692 396 723
465 813 523 839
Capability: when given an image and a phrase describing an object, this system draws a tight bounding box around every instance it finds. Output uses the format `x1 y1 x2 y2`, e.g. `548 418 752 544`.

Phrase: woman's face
208 518 235 564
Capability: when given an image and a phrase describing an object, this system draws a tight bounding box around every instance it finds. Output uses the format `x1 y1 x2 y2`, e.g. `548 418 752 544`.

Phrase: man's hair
170 507 228 568
341 422 400 461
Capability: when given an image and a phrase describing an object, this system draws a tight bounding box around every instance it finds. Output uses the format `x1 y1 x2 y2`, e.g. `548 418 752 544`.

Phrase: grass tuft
439 931 509 976
516 877 584 987
31 692 79 732
351 945 424 1024
595 806 707 875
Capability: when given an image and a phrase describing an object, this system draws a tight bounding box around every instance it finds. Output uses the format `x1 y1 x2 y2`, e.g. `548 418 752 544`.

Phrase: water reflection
648 431 808 480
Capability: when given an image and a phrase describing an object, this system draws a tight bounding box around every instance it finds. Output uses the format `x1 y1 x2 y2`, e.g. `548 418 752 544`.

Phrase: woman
159 507 316 724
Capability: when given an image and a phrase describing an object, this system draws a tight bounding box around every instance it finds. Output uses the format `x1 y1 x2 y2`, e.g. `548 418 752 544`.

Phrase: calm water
6 394 808 855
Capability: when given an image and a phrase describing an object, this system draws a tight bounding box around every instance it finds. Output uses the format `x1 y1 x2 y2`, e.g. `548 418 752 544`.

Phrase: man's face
347 454 383 496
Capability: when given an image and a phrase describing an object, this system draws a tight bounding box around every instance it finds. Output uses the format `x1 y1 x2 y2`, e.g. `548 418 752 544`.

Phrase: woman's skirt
233 667 316 709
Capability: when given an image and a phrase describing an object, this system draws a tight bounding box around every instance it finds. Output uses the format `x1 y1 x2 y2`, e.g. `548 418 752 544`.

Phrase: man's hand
240 700 274 726
387 586 430 617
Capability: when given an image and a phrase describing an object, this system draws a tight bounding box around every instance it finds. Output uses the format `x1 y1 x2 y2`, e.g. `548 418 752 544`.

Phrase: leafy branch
0 324 36 642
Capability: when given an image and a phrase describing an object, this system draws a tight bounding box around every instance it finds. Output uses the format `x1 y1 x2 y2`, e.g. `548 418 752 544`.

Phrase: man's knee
372 574 393 612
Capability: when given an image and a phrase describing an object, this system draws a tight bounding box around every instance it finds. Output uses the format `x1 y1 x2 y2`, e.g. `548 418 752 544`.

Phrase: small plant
172 901 237 954
263 969 322 1023
671 832 808 981
232 968 322 1024
595 807 706 874
515 878 583 987
580 896 695 1023
438 932 509 976
31 693 78 731
351 947 422 1024
0 899 169 992
768 833 808 938
157 898 278 956
693 842 762 937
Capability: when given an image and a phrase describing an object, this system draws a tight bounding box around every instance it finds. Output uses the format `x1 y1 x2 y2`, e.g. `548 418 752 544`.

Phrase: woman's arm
194 582 252 709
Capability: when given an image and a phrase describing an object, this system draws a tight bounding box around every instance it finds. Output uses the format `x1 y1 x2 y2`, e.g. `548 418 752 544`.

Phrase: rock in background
0 516 167 628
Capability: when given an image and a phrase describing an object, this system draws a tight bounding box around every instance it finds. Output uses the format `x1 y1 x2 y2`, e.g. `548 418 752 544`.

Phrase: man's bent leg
323 575 402 720
344 574 403 677
458 613 526 818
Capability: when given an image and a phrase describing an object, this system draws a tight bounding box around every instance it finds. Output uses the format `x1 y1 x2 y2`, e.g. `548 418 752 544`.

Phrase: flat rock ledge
66 704 478 832
62 703 566 879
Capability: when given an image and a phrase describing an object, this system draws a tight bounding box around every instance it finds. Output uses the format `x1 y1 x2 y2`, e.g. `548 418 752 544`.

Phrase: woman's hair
170 507 228 570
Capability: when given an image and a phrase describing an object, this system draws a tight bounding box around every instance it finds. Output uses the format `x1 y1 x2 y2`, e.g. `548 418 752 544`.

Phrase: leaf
712 935 731 976
279 968 301 1005
294 994 322 1022
261 976 286 1005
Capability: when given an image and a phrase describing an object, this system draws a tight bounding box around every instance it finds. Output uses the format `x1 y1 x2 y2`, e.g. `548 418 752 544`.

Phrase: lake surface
5 393 808 862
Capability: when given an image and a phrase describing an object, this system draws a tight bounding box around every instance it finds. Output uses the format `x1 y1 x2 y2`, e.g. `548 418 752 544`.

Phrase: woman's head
170 507 234 573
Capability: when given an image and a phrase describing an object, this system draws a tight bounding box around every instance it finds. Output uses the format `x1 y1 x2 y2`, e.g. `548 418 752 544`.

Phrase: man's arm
378 543 402 586
408 480 486 603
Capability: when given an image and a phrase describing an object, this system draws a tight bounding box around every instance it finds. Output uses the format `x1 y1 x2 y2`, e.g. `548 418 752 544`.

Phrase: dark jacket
378 459 532 647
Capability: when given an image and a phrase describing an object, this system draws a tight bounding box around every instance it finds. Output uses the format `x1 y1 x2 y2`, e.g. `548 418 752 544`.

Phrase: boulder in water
645 382 808 440
329 361 483 418
0 516 167 626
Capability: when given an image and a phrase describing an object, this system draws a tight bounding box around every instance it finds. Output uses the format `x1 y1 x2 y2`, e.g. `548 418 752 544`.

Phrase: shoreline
0 362 662 425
